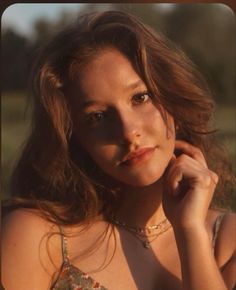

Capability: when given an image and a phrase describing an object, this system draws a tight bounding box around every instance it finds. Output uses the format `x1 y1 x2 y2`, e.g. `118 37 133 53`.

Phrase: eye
86 111 105 125
132 92 150 105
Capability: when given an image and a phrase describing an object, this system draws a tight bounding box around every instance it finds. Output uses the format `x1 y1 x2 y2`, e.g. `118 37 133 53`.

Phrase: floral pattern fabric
52 262 108 290
52 226 108 290
53 213 226 290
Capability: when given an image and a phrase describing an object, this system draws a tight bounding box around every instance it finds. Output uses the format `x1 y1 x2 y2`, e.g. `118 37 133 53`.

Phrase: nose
115 110 141 146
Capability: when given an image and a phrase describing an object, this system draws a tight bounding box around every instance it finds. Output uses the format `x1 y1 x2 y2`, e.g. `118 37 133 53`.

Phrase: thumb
172 169 183 196
163 154 177 195
165 154 177 174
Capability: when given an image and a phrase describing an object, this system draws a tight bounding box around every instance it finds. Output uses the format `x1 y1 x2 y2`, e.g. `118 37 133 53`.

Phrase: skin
71 47 235 289
72 47 175 188
2 47 236 290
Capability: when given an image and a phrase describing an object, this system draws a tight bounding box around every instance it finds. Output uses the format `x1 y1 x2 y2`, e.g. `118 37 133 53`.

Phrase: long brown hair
7 11 234 225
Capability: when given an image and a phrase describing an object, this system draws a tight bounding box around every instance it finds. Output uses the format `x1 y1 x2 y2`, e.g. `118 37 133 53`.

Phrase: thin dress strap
58 225 70 265
212 213 226 250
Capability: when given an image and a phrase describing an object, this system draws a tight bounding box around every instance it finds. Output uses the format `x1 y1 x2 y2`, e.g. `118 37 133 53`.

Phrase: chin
123 178 160 187
112 168 165 187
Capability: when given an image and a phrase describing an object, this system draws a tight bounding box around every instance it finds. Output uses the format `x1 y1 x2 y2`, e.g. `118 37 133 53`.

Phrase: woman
2 11 235 290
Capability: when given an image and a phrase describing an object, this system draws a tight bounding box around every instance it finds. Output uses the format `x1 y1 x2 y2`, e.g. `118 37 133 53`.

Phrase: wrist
173 222 208 239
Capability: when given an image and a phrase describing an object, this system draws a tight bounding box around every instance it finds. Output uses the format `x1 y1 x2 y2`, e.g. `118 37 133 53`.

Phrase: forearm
174 225 227 290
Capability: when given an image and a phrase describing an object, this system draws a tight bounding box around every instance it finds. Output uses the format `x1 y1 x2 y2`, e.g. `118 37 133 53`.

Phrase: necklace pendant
143 241 150 249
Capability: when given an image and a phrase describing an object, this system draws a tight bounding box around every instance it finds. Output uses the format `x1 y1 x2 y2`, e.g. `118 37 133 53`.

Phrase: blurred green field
1 92 236 200
1 92 32 198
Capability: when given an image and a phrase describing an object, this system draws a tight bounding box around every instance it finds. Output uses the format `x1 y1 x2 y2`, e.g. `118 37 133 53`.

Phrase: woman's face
72 48 175 186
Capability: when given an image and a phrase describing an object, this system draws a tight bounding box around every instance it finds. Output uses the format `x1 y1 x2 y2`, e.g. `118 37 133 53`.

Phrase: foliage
1 4 235 208
2 3 235 103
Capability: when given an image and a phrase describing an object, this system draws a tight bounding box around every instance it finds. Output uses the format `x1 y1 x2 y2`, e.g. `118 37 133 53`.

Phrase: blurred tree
2 4 235 103
32 11 79 44
78 3 236 103
33 18 52 43
164 4 236 102
1 29 29 91
1 4 235 205
77 3 165 31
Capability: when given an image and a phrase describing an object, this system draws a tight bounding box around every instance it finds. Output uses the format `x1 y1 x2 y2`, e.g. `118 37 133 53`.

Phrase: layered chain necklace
111 216 172 249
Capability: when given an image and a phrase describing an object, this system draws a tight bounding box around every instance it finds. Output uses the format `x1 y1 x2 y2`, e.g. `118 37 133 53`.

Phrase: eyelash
85 91 151 125
85 111 105 125
132 91 151 105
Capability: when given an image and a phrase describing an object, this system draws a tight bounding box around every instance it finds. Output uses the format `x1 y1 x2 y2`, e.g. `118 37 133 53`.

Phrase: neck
114 178 166 228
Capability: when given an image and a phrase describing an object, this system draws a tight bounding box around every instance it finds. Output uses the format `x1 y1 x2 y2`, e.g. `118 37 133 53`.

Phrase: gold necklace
130 224 172 249
111 216 172 249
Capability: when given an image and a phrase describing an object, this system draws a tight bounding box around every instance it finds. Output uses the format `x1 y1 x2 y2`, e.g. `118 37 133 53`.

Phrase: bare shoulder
212 210 236 264
205 209 236 289
1 208 62 290
2 208 60 248
3 207 53 231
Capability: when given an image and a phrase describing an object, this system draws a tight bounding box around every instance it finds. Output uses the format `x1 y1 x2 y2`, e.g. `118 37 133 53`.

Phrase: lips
120 147 156 166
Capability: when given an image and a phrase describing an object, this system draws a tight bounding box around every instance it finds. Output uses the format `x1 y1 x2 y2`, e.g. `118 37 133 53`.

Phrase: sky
1 3 84 36
1 3 175 36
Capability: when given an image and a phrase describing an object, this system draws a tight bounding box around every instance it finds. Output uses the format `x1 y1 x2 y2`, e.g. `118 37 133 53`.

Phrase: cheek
145 107 175 139
78 132 117 166
146 109 175 160
73 118 118 171
88 144 116 162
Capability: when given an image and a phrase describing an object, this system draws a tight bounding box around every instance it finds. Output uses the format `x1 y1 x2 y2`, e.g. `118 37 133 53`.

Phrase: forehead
76 48 146 101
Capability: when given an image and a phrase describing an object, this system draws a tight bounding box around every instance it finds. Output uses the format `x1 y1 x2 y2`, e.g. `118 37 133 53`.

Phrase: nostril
118 133 141 148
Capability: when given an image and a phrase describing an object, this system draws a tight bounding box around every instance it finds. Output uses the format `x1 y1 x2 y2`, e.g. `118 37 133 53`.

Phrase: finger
164 154 176 175
172 169 183 196
165 160 184 197
165 155 207 196
169 154 177 166
175 140 207 168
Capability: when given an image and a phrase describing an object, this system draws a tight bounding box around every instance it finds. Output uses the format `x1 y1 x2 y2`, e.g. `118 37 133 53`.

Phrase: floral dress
52 213 226 290
51 227 108 290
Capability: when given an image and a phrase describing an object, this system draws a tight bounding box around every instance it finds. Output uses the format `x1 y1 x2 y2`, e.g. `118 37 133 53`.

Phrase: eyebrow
79 80 145 109
125 80 145 91
79 100 98 109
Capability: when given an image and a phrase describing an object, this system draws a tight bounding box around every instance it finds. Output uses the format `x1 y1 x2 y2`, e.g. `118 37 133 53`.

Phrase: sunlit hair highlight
7 11 234 225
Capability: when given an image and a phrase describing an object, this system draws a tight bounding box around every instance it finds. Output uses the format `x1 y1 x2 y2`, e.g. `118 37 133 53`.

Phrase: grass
1 92 32 198
1 92 236 201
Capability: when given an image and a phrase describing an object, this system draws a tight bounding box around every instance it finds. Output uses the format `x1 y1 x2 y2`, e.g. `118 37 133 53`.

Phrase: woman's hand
162 140 218 231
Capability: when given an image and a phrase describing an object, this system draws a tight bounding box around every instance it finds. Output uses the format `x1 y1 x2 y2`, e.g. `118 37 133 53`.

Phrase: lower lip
121 148 156 167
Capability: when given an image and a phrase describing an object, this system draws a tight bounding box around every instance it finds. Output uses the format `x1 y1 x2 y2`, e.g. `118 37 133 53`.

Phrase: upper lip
120 147 156 164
